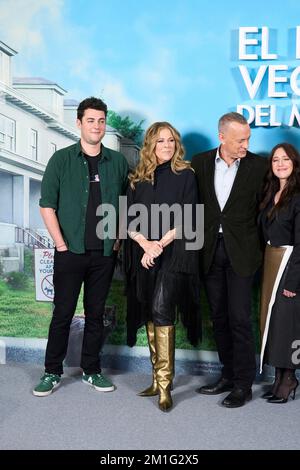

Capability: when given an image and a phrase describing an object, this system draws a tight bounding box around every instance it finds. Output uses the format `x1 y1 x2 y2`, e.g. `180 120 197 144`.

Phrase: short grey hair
218 112 248 133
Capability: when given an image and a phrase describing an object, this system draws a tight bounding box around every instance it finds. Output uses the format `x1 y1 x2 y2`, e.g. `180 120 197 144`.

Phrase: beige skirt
260 244 286 338
259 243 294 372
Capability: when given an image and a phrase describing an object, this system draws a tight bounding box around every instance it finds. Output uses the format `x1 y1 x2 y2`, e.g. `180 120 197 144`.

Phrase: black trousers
45 250 116 375
151 269 196 327
151 271 178 327
205 236 256 390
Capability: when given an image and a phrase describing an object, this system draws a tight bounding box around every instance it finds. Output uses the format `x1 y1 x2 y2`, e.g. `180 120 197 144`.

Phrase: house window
0 51 3 82
0 52 8 84
0 115 5 144
50 142 57 155
30 129 38 160
0 114 16 151
53 92 59 115
7 119 15 151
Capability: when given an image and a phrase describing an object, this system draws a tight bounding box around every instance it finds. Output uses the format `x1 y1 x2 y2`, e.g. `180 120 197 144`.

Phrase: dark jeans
205 236 256 390
45 250 116 375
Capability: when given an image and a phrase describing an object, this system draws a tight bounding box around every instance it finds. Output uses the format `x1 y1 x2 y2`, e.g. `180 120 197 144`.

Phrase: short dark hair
218 112 248 133
77 97 108 121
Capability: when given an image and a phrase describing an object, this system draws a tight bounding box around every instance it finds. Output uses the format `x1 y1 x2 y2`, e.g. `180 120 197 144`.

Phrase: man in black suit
191 112 267 408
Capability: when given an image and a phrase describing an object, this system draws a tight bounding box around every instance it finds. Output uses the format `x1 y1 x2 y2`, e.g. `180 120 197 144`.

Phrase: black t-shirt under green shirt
83 152 104 251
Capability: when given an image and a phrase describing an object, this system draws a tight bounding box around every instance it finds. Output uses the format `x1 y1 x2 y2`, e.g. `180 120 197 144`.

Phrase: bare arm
139 229 176 270
40 207 67 251
159 228 176 248
128 231 163 258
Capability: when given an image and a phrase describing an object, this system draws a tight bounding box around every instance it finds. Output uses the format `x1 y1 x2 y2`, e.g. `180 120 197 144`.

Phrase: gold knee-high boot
138 321 159 396
155 325 175 412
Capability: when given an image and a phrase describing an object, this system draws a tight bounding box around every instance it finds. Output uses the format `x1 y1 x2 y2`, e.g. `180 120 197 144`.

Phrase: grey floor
0 362 299 450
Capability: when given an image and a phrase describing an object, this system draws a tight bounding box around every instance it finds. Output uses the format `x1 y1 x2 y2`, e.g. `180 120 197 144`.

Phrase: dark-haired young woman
259 142 300 404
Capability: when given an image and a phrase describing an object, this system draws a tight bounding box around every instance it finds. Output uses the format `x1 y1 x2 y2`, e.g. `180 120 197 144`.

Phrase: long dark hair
260 142 300 218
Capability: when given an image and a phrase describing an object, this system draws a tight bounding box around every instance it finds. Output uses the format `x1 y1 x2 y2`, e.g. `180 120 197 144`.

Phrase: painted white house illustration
0 41 139 273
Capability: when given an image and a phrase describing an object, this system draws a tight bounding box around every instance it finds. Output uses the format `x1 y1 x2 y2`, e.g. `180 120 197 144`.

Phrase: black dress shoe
221 388 252 408
261 390 275 399
196 378 234 395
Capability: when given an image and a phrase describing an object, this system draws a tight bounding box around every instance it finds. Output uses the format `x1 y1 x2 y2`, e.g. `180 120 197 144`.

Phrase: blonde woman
124 122 202 412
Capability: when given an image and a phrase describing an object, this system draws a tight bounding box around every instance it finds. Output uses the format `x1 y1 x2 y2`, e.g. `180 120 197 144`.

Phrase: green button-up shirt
40 141 129 255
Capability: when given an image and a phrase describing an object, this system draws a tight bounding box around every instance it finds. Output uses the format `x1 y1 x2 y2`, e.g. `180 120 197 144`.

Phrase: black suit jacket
191 148 268 276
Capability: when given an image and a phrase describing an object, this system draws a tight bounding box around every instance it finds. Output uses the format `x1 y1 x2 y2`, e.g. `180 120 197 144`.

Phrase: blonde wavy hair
129 121 191 189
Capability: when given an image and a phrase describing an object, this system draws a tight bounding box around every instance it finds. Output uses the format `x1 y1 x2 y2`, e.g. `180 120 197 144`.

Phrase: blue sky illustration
1 0 300 158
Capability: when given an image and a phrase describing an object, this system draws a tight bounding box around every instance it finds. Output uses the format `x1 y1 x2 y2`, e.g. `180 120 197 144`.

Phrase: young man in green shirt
33 97 129 396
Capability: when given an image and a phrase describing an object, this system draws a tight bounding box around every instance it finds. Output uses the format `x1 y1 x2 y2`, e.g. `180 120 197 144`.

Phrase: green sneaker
82 373 115 392
33 373 61 397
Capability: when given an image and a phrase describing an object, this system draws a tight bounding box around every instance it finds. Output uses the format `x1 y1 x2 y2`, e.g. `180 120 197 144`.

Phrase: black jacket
259 194 300 292
191 148 267 276
125 162 202 347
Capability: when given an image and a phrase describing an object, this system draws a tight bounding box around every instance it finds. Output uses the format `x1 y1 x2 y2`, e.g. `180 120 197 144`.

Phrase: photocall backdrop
0 0 299 350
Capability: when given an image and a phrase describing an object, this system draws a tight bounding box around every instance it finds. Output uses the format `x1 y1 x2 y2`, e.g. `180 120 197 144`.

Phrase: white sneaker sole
82 379 115 392
33 381 60 397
